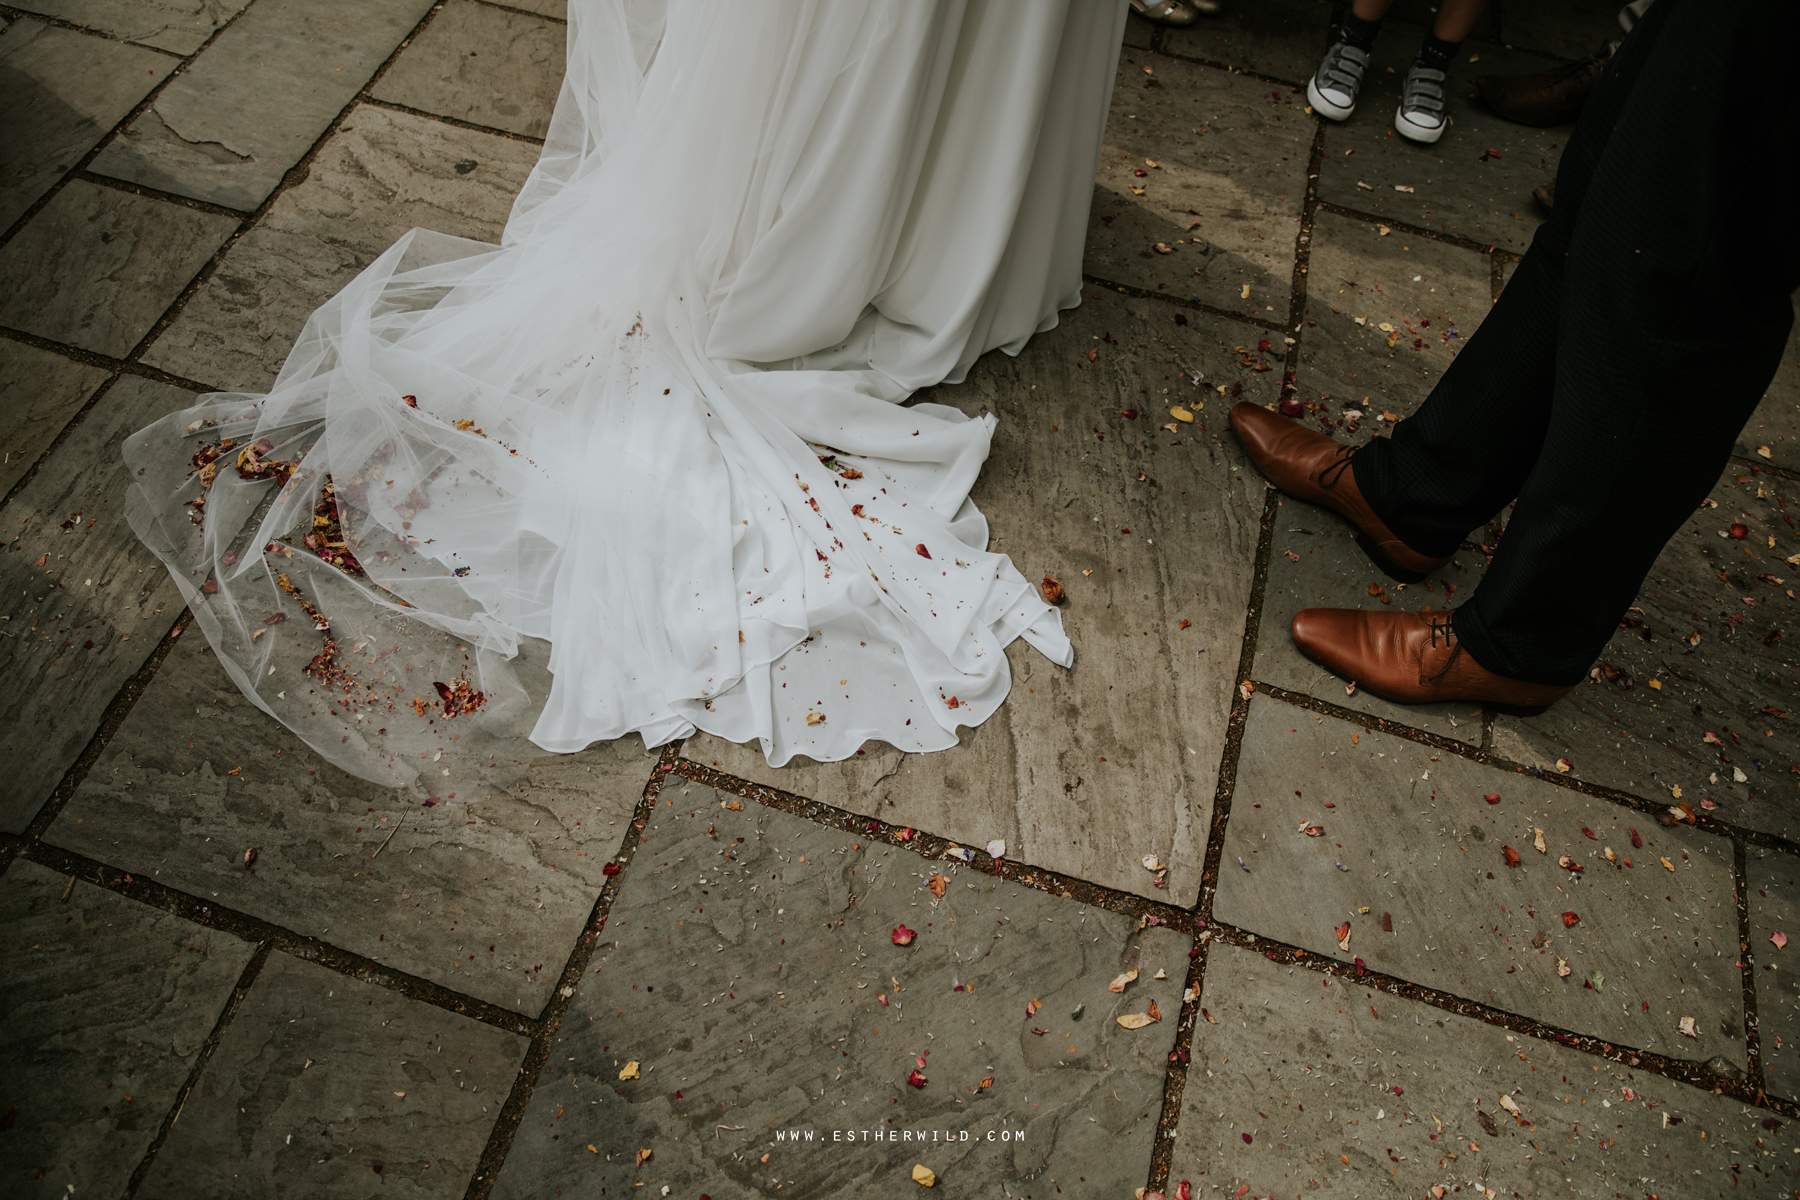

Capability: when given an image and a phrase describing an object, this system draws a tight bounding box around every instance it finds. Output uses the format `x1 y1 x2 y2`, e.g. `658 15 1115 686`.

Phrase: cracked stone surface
0 179 237 357
46 632 652 1013
0 858 256 1200
0 375 193 833
1748 847 1800 1101
1313 36 1569 254
1219 696 1747 1070
1170 941 1796 1200
89 0 435 210
489 787 1186 1200
1490 465 1799 843
133 951 528 1200
1088 47 1311 317
0 338 108 498
142 102 539 392
370 0 565 140
6 0 251 56
683 288 1276 904
0 17 176 230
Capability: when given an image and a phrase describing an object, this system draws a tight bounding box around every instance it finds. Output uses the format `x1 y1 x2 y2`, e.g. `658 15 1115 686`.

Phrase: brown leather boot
1472 50 1609 127
1291 608 1573 708
1230 402 1450 577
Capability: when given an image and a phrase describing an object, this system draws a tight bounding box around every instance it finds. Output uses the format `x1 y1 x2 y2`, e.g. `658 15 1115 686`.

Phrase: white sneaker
1306 42 1370 121
1394 62 1448 143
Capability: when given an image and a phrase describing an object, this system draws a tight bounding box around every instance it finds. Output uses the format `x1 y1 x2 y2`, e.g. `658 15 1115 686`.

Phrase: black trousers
1354 0 1799 686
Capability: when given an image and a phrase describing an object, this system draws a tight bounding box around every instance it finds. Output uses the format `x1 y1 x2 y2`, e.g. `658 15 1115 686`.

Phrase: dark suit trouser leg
1352 0 1799 686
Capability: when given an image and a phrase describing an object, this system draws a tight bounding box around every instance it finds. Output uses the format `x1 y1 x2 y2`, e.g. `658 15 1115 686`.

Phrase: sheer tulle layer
123 0 1123 796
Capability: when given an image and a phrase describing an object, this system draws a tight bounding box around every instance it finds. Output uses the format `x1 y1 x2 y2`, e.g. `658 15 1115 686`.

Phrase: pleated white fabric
123 0 1124 798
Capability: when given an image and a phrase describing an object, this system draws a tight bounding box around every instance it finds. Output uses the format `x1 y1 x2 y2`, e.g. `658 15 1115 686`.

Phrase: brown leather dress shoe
1472 50 1608 128
1291 608 1573 708
1230 401 1449 577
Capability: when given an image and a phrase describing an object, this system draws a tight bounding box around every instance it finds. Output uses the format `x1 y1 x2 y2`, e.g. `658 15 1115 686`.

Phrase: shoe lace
1316 442 1358 490
1402 65 1447 116
1318 43 1369 95
1422 612 1464 682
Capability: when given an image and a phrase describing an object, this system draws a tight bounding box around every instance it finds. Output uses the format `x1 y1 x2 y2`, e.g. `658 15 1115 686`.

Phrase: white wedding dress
125 0 1125 797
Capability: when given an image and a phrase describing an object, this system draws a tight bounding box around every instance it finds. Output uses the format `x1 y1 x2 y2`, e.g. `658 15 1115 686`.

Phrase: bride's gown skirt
124 0 1126 797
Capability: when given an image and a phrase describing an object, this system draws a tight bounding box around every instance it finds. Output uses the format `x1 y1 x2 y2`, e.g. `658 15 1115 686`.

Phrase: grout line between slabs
1736 835 1767 1100
464 745 677 1200
120 941 272 1198
1082 273 1288 335
18 840 539 1034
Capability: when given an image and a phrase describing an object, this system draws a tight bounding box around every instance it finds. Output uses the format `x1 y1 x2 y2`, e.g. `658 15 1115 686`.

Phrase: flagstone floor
3 1 1798 1197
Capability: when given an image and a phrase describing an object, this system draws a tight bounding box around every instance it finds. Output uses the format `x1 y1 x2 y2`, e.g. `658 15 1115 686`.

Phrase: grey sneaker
1395 62 1449 143
1306 42 1370 121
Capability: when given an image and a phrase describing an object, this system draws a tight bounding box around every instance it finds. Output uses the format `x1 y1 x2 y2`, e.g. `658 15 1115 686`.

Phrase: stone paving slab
1254 502 1487 742
1088 49 1311 317
369 0 564 141
490 787 1187 1200
134 950 527 1200
89 0 435 211
0 17 176 231
143 102 540 392
1294 207 1495 431
7 0 250 56
0 374 193 833
0 857 256 1200
1490 466 1799 843
1159 0 1331 86
1170 942 1796 1200
1314 37 1567 254
1747 848 1800 1101
46 632 652 1014
0 339 108 498
1740 325 1799 473
1218 696 1749 1070
0 180 237 357
684 288 1279 904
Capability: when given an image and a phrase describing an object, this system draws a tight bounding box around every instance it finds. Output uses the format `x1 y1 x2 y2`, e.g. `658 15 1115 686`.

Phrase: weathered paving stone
0 181 237 357
46 632 653 1013
0 17 176 230
1739 324 1800 473
0 339 108 498
1293 208 1495 429
1314 37 1568 253
1747 848 1800 1101
1490 465 1799 842
1255 503 1487 742
1088 50 1311 316
684 289 1278 904
0 858 256 1200
134 951 527 1200
143 103 540 392
89 0 435 210
0 374 192 833
6 0 250 55
1219 696 1747 1069
1169 942 1797 1200
1158 0 1333 85
370 0 565 140
490 790 1187 1200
